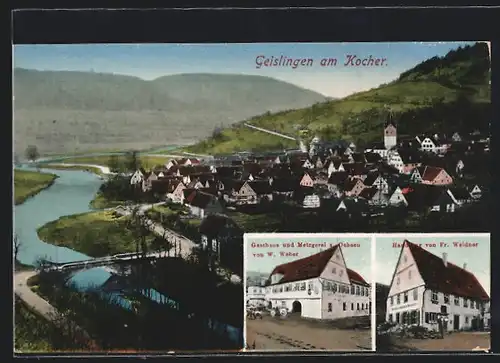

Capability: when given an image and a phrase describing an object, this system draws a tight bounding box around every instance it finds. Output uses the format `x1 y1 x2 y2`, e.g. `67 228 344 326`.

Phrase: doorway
292 300 302 313
453 314 460 330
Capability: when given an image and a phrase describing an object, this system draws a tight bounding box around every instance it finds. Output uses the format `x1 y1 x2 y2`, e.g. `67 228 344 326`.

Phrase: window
465 316 469 324
408 270 412 279
281 301 286 307
332 267 336 274
356 286 360 295
431 291 438 304
454 296 459 306
425 312 438 323
328 303 332 312
396 277 400 285
357 303 360 311
444 294 450 304
343 302 346 311
404 292 408 303
396 313 400 324
300 283 306 291
413 289 418 301
397 294 401 304
339 270 343 277
293 283 299 291
390 296 394 305
351 286 355 294
279 286 283 292
333 283 337 293
464 298 468 308
388 314 393 322
351 303 354 310
308 282 313 291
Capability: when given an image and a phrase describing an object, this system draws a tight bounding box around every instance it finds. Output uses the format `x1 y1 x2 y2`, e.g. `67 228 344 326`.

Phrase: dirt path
391 332 490 351
246 317 371 351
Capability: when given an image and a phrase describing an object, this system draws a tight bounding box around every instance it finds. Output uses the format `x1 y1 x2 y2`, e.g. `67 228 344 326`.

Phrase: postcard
375 233 491 352
13 41 490 354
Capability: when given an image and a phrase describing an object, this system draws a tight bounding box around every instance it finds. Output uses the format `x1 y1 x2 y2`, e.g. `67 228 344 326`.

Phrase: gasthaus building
385 240 490 331
264 244 371 319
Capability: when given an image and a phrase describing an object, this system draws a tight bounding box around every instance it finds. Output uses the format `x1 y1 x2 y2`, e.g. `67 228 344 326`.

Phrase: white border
243 232 375 352
371 234 376 352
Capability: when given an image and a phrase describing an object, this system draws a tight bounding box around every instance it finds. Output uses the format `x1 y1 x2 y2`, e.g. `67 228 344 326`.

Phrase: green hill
13 70 326 155
186 42 491 154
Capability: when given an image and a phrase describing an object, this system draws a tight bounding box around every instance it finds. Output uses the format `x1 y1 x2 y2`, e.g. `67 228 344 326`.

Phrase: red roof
269 245 367 287
347 268 369 287
417 166 444 182
269 246 339 285
405 240 489 300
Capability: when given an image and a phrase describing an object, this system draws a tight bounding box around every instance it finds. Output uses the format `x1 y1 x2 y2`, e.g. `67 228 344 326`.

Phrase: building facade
386 240 490 332
265 245 371 320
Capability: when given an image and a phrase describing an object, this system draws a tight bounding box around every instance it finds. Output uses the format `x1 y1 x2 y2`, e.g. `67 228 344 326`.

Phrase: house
141 171 159 192
398 149 423 174
177 158 201 166
387 151 404 173
447 187 472 205
167 181 186 203
309 170 329 185
294 187 321 208
403 185 446 213
247 180 274 203
343 178 365 197
364 173 389 194
414 166 453 186
358 187 378 205
327 172 349 198
467 184 483 199
198 214 244 271
299 172 315 188
184 190 223 219
151 178 179 198
365 142 390 160
271 177 298 197
165 159 178 170
343 163 368 179
247 285 267 307
130 168 147 185
265 245 371 319
228 181 258 205
416 135 449 154
386 240 490 331
327 160 346 176
336 197 369 216
388 186 408 206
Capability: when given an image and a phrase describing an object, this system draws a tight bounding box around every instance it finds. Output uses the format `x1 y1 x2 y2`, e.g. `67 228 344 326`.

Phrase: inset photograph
375 234 490 352
244 233 373 351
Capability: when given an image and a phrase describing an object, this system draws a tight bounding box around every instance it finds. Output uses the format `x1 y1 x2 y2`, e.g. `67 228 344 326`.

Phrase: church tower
384 111 397 150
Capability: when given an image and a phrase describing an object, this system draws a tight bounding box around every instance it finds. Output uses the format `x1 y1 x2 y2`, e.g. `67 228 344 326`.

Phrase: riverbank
43 164 104 176
14 170 58 205
59 155 171 169
36 210 156 257
15 297 78 353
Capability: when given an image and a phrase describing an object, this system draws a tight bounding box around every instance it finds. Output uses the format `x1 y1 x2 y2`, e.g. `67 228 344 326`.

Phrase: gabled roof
247 180 273 195
448 186 471 201
364 172 382 186
271 177 299 192
359 187 377 201
199 214 242 237
417 165 445 182
343 178 363 191
403 184 445 210
364 152 382 163
346 268 369 287
269 246 339 285
215 166 242 178
343 162 367 176
351 153 367 164
398 149 423 164
186 191 218 209
404 240 489 300
151 178 178 194
328 171 349 185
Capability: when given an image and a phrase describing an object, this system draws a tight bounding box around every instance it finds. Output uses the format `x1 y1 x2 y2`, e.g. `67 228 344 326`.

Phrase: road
14 270 99 350
246 315 372 351
115 203 196 258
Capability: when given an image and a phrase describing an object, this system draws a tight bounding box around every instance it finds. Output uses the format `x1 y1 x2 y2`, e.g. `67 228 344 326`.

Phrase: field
59 155 172 169
246 314 371 351
14 169 58 205
36 210 156 257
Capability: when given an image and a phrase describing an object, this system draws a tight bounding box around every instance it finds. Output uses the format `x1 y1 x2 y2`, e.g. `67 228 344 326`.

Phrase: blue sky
245 234 372 283
13 42 477 98
375 234 490 295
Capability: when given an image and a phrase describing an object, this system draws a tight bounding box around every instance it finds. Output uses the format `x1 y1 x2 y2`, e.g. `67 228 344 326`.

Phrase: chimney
442 253 448 267
463 263 467 270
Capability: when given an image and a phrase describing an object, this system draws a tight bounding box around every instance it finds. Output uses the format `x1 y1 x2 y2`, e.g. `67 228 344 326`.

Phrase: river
14 165 242 346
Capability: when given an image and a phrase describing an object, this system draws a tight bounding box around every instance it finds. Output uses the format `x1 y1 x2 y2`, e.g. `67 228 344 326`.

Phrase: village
128 115 490 254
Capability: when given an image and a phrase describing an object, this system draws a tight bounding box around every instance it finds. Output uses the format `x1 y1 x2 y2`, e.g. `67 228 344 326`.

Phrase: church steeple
383 108 397 150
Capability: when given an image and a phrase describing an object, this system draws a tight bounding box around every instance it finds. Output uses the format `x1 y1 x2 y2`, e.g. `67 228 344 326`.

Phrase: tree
125 151 141 172
108 155 122 173
13 234 22 264
25 145 40 162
